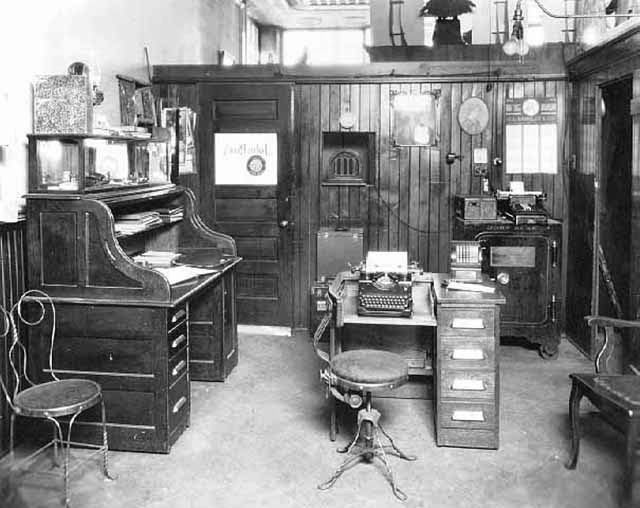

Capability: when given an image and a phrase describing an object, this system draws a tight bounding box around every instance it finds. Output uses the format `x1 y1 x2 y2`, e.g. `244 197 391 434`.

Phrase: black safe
453 217 562 359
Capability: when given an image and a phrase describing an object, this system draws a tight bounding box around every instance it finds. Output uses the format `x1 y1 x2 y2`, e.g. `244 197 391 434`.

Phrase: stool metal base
318 399 416 501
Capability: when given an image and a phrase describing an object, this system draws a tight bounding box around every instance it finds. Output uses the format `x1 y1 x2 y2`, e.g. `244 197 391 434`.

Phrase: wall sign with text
214 133 278 185
505 97 558 175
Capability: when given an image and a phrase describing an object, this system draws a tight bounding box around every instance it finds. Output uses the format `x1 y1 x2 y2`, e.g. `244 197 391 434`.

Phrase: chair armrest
585 315 640 330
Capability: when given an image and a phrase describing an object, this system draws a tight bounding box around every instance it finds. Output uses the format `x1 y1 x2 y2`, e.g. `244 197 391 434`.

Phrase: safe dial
497 272 510 285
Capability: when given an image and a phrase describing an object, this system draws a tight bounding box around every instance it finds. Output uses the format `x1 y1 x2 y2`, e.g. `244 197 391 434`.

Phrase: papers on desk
154 266 216 285
133 250 181 268
447 281 495 293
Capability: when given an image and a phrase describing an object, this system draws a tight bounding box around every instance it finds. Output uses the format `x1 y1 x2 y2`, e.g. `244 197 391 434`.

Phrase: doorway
198 83 294 326
598 78 632 320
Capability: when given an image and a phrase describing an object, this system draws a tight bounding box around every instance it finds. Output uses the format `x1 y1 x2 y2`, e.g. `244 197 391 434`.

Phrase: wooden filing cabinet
433 278 504 449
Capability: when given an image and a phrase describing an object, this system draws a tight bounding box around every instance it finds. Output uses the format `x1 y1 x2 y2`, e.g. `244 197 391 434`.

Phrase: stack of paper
133 250 180 268
154 266 215 285
447 281 495 293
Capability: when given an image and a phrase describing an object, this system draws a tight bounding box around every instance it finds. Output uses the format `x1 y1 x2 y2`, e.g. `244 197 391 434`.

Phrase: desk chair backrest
0 290 58 407
312 272 348 365
586 315 640 375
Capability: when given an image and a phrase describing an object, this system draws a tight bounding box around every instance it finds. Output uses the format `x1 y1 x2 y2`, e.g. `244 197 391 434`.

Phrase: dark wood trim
153 44 570 85
567 27 640 80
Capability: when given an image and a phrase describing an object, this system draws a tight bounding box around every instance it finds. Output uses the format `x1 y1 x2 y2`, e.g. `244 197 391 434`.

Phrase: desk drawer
439 370 495 400
438 308 494 337
439 336 495 370
168 347 188 388
168 372 189 431
168 322 188 356
168 304 188 329
438 401 496 430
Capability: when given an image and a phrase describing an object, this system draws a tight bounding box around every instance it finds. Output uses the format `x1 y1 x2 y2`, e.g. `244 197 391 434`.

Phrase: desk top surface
339 273 505 327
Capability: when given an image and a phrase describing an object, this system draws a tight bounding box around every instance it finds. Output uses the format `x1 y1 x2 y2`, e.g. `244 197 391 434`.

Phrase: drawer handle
451 379 485 391
172 359 187 377
451 349 485 360
452 410 485 422
451 318 485 329
171 334 187 349
171 309 187 324
172 396 187 414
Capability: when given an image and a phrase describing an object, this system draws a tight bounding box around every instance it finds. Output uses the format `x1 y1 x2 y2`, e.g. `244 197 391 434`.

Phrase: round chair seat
14 379 102 418
331 349 409 391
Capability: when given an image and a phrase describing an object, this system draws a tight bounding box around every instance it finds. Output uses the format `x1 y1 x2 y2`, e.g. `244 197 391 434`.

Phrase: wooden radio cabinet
453 217 562 359
25 134 241 452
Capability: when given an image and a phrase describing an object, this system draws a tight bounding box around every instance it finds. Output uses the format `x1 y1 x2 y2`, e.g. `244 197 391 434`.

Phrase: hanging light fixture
502 0 529 58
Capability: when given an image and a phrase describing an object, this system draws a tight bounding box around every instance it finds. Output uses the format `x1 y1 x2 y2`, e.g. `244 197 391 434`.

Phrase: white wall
0 0 241 221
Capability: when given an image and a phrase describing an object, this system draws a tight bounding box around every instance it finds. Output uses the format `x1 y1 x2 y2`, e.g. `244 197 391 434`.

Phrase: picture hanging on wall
390 90 440 147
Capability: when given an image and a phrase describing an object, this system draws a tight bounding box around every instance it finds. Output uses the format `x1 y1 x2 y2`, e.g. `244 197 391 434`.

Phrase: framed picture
390 90 440 147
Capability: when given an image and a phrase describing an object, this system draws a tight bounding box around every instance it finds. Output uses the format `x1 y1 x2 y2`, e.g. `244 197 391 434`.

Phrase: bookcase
25 134 241 452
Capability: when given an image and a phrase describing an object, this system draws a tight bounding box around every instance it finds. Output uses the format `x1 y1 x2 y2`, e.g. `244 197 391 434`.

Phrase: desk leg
623 419 640 508
565 379 583 469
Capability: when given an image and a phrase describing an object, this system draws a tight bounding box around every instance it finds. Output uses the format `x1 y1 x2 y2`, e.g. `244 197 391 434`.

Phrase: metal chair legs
6 397 113 507
318 395 416 501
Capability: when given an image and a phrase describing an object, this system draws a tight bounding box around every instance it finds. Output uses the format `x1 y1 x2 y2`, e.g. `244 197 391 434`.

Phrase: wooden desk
329 272 505 449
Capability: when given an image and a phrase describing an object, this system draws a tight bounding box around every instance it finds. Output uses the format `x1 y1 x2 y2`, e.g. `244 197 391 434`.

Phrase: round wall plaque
522 98 540 117
458 97 490 136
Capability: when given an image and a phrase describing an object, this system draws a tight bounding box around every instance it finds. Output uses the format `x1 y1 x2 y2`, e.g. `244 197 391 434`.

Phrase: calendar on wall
505 97 558 174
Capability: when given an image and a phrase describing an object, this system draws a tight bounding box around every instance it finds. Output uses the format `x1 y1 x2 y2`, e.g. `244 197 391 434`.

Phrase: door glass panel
214 133 278 185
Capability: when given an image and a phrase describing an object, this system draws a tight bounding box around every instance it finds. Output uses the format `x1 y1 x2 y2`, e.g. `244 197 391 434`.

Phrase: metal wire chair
0 290 114 507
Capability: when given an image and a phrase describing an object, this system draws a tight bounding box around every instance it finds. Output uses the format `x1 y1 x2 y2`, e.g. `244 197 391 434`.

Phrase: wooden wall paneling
319 85 331 227
437 83 452 271
309 85 321 286
359 83 372 245
378 84 392 251
426 82 440 271
369 84 383 251
460 82 474 196
329 85 342 226
493 82 506 192
0 221 26 457
450 83 462 196
348 83 362 228
388 83 405 252
338 84 350 226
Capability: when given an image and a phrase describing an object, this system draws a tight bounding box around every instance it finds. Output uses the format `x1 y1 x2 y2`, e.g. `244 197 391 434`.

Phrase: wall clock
458 96 490 136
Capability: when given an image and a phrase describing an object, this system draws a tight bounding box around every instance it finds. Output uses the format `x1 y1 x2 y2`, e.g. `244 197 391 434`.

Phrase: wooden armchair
566 315 640 508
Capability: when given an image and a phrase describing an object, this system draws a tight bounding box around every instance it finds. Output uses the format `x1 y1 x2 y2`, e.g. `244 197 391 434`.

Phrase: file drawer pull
452 410 485 422
451 318 484 329
451 379 485 391
171 334 187 349
172 396 187 414
451 349 484 360
172 360 187 377
171 309 187 324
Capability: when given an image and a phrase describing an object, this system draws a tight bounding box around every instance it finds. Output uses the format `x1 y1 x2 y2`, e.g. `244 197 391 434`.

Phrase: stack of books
156 206 184 224
114 211 162 235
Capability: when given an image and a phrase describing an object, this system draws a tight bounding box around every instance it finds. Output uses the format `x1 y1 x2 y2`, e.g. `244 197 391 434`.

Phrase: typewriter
357 251 413 317
496 187 549 226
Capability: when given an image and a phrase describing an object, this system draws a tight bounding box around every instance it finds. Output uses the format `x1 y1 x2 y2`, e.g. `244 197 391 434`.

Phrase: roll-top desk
25 134 241 453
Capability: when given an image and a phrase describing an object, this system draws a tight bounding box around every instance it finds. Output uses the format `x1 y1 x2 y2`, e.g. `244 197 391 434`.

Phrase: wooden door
199 83 294 326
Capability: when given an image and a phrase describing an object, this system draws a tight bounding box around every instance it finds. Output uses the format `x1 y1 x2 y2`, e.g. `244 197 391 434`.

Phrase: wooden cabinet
25 134 241 453
433 277 504 449
453 217 562 359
